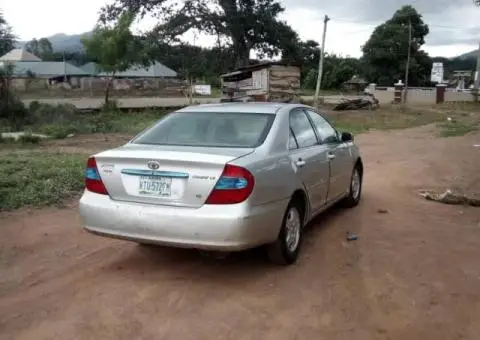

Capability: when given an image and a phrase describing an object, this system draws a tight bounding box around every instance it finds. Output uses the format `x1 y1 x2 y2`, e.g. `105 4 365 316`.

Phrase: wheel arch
291 188 309 224
355 157 364 177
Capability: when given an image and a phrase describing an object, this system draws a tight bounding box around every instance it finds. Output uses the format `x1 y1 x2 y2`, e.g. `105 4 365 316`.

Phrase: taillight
85 157 108 195
205 164 255 204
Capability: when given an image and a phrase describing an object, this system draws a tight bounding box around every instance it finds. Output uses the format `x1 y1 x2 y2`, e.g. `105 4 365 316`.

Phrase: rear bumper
79 191 288 251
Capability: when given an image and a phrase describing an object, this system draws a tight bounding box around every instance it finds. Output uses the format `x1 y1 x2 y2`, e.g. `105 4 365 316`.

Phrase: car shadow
98 199 362 286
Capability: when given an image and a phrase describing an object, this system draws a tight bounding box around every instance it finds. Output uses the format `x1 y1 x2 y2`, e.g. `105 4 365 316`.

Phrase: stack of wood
269 65 301 102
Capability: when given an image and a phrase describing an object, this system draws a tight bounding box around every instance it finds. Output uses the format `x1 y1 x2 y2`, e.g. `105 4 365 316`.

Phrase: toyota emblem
147 161 160 170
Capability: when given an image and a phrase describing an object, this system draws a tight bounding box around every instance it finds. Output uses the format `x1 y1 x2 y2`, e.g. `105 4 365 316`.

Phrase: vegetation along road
19 95 368 110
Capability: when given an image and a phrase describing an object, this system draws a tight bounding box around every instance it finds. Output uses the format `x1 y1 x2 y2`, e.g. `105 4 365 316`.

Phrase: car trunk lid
94 144 254 207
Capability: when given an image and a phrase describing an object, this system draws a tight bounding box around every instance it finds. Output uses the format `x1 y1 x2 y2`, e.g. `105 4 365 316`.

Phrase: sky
2 0 479 58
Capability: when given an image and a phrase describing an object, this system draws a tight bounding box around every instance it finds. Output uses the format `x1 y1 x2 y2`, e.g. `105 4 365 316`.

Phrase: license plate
138 176 172 197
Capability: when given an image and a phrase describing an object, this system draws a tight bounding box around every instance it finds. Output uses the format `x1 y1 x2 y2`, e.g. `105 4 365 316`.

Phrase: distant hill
456 49 478 60
16 32 92 53
14 31 480 62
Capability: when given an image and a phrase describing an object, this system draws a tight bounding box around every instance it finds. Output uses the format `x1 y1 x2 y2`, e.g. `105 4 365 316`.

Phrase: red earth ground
0 125 479 340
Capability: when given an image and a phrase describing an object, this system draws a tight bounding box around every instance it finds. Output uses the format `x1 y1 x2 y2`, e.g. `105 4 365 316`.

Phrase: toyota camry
79 102 363 265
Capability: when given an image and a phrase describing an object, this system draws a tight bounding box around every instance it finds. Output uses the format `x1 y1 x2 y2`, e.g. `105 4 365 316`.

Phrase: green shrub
18 133 41 144
28 100 41 113
0 96 29 130
38 124 78 139
101 99 119 113
28 103 79 125
1 64 30 130
0 135 15 144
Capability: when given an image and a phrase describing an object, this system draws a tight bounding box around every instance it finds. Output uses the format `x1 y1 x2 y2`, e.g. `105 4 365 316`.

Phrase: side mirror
341 131 354 142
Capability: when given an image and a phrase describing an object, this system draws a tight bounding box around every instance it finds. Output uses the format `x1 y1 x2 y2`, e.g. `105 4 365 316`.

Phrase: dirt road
1 126 479 340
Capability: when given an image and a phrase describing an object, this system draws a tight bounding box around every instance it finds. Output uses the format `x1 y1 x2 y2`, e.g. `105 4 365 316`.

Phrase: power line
329 17 474 31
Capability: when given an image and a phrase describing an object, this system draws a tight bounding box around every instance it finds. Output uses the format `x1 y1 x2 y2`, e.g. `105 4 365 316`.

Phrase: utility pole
474 41 480 102
314 15 330 107
63 51 67 84
403 20 412 104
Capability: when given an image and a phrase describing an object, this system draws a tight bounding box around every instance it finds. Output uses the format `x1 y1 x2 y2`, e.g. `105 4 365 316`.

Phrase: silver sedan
79 102 363 265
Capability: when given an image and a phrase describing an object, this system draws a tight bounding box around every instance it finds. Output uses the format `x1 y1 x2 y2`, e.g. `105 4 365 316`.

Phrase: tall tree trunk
233 40 250 68
105 76 114 105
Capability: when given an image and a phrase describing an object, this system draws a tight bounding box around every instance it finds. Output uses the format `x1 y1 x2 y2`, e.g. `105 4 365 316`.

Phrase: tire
342 164 363 208
267 201 304 265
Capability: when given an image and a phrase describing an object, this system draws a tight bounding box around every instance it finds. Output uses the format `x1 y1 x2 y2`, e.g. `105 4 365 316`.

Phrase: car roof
177 102 306 115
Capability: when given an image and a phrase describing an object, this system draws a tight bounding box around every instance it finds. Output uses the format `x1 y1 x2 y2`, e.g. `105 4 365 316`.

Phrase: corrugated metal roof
11 61 89 77
220 62 301 78
79 62 101 75
96 61 177 78
0 49 42 62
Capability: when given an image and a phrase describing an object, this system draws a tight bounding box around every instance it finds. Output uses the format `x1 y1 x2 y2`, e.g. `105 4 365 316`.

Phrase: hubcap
351 169 361 200
285 207 301 252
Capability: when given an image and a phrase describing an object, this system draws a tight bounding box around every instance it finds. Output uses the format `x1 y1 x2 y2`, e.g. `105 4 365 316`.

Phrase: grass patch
438 121 480 137
327 104 480 136
0 152 86 210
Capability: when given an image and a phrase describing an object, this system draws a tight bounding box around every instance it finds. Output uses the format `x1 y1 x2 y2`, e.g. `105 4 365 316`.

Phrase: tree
302 54 362 90
0 63 28 130
361 5 431 86
82 11 142 104
25 38 54 60
101 0 298 67
0 11 15 56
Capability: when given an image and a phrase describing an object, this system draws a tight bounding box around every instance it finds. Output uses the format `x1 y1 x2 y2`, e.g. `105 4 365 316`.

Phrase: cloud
3 0 477 58
280 0 478 51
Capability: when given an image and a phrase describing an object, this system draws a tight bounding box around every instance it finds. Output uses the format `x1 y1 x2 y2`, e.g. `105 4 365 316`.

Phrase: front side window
289 109 318 148
132 111 275 148
305 109 338 144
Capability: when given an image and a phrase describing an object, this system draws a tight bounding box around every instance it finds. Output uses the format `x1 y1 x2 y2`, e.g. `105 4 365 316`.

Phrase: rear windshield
132 111 275 148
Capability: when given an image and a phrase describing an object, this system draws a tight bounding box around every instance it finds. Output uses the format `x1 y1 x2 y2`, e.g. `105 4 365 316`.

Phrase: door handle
295 159 306 167
327 152 336 160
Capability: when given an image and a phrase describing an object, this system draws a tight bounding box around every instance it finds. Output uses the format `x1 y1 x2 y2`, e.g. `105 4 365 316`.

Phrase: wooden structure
220 62 301 102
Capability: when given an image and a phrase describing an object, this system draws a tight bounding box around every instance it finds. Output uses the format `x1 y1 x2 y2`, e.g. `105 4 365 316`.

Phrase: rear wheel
267 201 304 265
342 164 363 208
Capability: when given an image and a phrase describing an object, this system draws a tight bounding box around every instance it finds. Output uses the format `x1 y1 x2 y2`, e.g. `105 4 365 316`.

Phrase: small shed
220 62 301 102
343 75 367 93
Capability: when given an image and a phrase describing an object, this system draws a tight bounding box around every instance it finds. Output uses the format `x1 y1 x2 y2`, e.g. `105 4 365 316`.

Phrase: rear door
304 109 352 202
289 109 330 213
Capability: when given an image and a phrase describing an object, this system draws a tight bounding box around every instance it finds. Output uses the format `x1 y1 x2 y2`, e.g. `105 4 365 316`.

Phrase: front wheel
342 165 363 208
267 201 304 265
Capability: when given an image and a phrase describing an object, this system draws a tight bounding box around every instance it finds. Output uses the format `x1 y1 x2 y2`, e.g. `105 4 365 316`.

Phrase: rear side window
132 111 275 148
289 109 318 148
